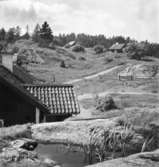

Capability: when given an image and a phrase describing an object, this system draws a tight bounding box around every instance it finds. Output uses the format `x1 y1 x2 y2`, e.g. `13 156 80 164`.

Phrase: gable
0 75 48 113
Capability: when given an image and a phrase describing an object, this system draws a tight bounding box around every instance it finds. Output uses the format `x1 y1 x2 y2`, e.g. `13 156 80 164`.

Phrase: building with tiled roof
109 43 125 53
23 84 80 121
0 53 80 126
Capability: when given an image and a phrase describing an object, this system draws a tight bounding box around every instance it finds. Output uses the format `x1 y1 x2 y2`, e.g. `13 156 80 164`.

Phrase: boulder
43 158 58 167
86 149 159 167
0 147 60 167
0 147 38 162
10 138 38 151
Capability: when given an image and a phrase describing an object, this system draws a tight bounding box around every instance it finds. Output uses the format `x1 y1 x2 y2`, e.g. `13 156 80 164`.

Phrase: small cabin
109 43 125 53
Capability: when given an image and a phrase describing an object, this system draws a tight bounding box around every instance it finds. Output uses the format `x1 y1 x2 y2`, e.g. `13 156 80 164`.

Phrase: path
78 91 157 100
66 66 120 84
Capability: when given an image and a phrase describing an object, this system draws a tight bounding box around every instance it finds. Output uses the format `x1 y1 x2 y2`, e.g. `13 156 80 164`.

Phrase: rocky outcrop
0 147 60 167
86 149 159 167
0 137 59 167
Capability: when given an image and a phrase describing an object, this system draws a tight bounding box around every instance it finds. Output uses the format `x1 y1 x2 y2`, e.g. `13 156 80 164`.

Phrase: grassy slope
14 40 159 112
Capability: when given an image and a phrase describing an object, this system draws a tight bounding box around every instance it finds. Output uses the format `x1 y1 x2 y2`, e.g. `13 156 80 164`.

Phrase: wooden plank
35 108 40 124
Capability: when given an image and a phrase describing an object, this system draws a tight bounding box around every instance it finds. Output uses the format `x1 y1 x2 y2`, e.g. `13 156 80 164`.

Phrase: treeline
54 33 132 48
0 21 159 59
0 21 133 48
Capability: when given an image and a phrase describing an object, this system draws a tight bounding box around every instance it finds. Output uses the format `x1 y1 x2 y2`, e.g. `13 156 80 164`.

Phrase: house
0 54 80 126
64 41 76 48
109 43 125 53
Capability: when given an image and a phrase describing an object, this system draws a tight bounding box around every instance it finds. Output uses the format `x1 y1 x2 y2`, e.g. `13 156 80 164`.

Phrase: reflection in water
36 144 95 167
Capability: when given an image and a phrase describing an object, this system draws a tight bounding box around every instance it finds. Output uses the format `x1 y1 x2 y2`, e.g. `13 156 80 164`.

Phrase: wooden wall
0 83 37 126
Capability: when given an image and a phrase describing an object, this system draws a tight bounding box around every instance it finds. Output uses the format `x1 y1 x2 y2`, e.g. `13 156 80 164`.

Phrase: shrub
60 60 66 68
94 45 105 54
11 46 19 54
125 42 151 60
105 57 113 64
79 56 86 61
95 96 117 112
72 45 85 52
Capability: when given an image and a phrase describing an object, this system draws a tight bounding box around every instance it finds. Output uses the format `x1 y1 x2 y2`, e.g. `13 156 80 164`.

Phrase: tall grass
83 123 136 163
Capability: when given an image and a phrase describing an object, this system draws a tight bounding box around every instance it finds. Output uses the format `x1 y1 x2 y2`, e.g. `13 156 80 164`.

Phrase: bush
60 60 66 68
125 42 151 60
11 46 19 54
94 45 105 54
95 96 117 112
72 45 85 52
105 57 113 63
79 56 86 61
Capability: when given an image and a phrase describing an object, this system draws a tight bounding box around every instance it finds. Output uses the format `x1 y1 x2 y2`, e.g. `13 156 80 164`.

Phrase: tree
125 42 150 60
15 26 21 39
6 28 16 43
32 24 41 42
0 41 7 54
94 45 105 54
0 28 6 41
39 21 53 44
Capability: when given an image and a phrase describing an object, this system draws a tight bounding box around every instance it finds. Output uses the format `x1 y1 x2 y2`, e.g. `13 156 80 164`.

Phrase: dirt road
66 66 120 84
78 91 157 100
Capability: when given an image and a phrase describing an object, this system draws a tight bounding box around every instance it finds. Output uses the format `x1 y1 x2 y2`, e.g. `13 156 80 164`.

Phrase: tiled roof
23 84 80 115
109 43 125 50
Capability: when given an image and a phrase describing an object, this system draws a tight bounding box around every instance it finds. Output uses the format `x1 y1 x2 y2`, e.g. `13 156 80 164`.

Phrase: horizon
0 0 159 43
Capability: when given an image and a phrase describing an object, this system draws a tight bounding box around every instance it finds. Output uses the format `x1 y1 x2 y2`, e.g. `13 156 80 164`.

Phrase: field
14 40 159 115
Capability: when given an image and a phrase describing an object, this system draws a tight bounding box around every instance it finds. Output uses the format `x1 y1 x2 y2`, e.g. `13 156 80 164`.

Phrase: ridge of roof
22 83 74 87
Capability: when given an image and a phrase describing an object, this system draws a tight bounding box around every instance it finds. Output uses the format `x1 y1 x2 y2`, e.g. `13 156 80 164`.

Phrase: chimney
2 54 14 72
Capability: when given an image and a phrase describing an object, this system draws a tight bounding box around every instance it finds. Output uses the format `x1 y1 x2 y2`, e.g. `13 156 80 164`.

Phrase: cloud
0 0 159 42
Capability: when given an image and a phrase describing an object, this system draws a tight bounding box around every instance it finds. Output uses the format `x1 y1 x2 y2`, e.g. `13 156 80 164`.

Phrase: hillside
13 40 159 113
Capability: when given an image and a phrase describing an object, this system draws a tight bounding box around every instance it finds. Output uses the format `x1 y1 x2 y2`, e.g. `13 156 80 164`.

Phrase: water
36 144 92 167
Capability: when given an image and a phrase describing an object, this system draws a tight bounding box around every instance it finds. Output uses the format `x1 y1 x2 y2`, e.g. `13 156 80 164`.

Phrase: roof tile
23 84 80 115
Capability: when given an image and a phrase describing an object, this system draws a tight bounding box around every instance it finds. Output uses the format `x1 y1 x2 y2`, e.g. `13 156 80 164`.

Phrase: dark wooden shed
0 76 48 126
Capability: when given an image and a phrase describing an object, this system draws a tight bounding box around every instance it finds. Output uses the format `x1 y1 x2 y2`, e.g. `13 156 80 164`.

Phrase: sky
0 0 159 42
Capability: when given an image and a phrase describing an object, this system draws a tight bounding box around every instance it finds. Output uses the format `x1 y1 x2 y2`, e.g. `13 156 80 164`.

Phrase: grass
0 124 32 140
31 119 116 146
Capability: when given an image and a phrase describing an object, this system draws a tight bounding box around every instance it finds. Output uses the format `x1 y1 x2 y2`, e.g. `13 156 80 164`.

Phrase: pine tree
6 28 16 43
0 28 6 41
39 21 53 44
32 24 41 42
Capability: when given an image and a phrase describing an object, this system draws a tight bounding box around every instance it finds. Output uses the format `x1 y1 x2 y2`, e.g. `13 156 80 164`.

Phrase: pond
36 144 97 167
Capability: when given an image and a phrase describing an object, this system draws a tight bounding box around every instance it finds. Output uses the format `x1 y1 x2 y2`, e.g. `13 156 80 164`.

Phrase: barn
0 54 80 126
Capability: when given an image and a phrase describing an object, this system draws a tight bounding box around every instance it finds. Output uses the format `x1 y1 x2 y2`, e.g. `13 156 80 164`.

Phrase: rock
0 147 38 162
43 158 58 166
10 138 38 151
0 147 60 167
86 149 159 167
